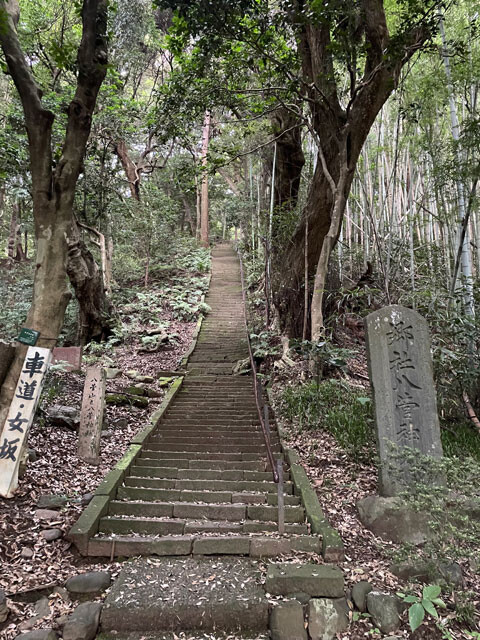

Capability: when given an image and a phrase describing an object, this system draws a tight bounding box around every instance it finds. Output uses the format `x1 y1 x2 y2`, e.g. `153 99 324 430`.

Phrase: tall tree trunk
0 0 108 431
67 223 113 345
440 17 475 319
113 138 141 201
273 3 435 337
200 110 211 248
7 203 17 259
182 196 195 235
271 106 305 213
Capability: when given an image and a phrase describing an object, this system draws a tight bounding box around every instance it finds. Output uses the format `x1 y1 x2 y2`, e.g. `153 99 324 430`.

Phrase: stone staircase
91 375 309 552
70 244 338 558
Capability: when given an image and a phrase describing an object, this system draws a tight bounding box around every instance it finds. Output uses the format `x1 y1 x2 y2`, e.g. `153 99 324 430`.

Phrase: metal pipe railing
237 252 279 484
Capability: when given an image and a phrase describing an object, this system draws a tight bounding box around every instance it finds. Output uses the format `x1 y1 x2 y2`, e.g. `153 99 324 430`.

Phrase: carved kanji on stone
365 306 443 496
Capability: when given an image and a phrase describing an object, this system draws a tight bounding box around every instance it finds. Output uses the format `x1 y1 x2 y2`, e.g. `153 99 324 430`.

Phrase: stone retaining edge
131 376 184 445
286 449 344 562
86 534 322 558
68 374 186 555
266 388 344 562
180 272 212 369
68 494 110 555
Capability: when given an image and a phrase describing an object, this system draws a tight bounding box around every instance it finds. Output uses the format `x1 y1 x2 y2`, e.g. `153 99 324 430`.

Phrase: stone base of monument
357 495 434 545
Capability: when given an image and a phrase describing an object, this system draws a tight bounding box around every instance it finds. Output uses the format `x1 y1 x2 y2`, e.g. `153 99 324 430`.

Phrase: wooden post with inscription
365 305 443 497
0 346 52 498
78 366 106 463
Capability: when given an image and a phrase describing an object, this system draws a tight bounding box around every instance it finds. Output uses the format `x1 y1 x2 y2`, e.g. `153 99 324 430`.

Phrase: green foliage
249 331 281 360
441 419 480 462
291 338 354 377
0 262 79 345
388 450 480 582
0 264 34 338
280 379 374 459
397 585 446 632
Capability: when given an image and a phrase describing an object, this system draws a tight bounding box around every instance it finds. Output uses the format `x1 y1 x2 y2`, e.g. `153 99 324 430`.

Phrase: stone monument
78 366 106 463
365 305 443 496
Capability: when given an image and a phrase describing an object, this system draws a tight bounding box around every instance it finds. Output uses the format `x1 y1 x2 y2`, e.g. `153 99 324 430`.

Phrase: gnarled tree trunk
67 223 113 345
271 106 305 213
0 0 109 431
274 1 435 338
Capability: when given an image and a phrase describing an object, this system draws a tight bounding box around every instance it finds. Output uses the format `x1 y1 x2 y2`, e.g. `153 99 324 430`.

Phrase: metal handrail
237 252 279 484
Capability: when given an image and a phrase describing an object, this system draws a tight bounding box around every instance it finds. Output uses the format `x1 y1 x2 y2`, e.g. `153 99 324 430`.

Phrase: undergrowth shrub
280 379 374 459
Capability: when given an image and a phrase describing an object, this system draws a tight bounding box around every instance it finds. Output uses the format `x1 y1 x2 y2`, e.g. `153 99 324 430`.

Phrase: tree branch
0 0 54 205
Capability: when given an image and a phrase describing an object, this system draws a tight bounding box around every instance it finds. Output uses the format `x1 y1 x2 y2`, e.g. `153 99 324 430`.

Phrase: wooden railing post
277 458 285 535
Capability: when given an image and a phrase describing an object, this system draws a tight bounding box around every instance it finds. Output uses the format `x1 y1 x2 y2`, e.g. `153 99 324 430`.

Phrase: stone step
170 402 258 409
178 390 254 397
109 499 304 523
117 486 237 504
129 458 267 472
165 409 258 417
148 436 280 447
183 377 253 385
158 419 259 426
98 513 301 536
125 476 293 495
190 357 245 361
175 395 255 401
99 556 269 631
110 500 247 520
111 497 305 523
97 632 268 640
133 464 287 481
143 443 281 454
100 517 187 536
135 451 267 461
153 426 266 436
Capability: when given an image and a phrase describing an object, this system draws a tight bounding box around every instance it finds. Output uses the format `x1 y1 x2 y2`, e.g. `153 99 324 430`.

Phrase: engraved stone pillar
78 366 106 463
365 305 443 496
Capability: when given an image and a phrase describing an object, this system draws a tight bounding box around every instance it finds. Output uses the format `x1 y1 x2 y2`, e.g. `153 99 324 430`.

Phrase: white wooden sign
0 346 51 498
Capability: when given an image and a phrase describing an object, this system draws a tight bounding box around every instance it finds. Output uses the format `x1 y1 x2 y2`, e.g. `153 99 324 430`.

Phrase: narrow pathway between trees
70 244 344 638
85 244 310 552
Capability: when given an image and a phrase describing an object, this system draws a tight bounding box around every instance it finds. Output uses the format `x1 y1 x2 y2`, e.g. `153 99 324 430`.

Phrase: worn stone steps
130 458 268 471
148 436 280 447
124 476 295 495
131 464 288 482
165 408 258 416
106 499 304 523
71 244 330 565
153 426 264 435
135 451 268 461
143 443 282 454
158 418 260 426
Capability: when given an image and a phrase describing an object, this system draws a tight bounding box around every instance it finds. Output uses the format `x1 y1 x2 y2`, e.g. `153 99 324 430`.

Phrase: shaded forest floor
1 244 479 640
267 322 480 640
0 242 210 638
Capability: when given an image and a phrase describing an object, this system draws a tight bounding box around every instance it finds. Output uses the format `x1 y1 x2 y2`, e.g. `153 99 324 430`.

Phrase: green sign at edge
17 328 40 346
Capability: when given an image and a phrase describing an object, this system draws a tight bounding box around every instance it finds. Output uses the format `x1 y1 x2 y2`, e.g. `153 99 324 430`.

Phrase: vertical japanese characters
365 306 443 497
0 347 52 498
78 366 106 463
